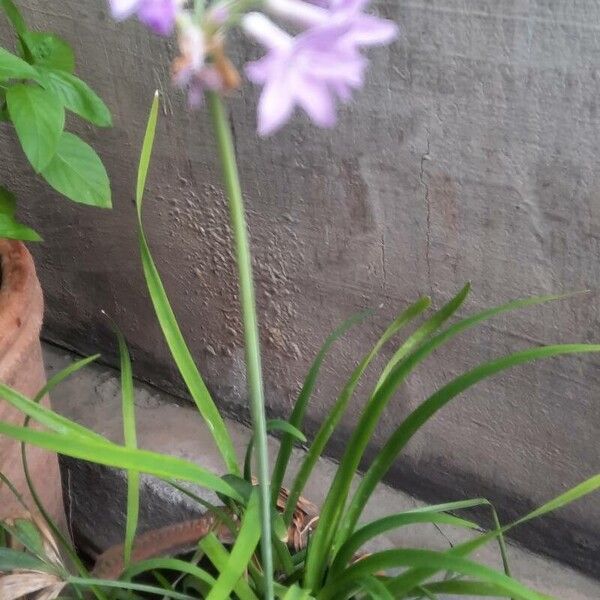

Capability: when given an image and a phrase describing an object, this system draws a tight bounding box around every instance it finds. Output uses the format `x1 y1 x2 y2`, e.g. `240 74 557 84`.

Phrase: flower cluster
108 0 397 134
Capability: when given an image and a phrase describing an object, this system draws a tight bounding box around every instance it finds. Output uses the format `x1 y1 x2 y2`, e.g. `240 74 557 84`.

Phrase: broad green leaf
285 297 431 524
41 132 111 207
0 547 52 572
304 287 469 588
135 92 239 474
271 310 373 498
36 67 111 126
1 0 27 35
0 47 38 81
0 186 40 241
6 83 64 171
319 549 547 600
20 31 75 72
200 531 260 600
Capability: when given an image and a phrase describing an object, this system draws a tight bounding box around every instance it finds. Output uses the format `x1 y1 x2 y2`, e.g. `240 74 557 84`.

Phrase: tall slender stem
206 91 274 600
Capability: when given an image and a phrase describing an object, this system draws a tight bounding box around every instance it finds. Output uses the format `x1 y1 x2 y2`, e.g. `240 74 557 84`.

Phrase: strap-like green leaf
134 92 239 474
0 547 53 572
286 296 431 524
339 343 600 547
319 549 547 600
330 510 479 576
270 310 372 500
304 286 468 589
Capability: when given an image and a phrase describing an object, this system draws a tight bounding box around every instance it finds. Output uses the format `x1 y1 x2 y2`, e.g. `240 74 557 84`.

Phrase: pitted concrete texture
45 344 600 598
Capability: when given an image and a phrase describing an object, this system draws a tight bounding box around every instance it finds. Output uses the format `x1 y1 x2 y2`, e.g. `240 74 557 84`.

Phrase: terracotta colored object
0 239 64 525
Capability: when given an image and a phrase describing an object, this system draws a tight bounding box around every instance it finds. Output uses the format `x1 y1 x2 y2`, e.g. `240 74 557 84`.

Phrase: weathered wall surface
2 0 600 574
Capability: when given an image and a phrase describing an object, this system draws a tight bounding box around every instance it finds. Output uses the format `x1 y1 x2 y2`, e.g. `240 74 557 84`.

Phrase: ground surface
44 343 600 599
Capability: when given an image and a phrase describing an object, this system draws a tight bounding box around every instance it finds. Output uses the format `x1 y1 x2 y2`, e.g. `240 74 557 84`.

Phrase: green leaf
0 47 38 81
319 549 547 600
135 92 239 474
36 67 111 126
113 326 140 568
1 0 27 35
121 558 217 590
41 132 111 207
285 297 431 524
0 383 242 501
271 310 373 499
200 531 260 600
339 344 600 548
1 519 45 558
245 419 306 481
282 585 316 600
20 32 75 72
0 185 41 241
67 576 196 600
0 547 53 572
304 287 468 588
356 576 394 600
419 580 531 597
336 291 584 547
330 511 479 576
6 83 64 171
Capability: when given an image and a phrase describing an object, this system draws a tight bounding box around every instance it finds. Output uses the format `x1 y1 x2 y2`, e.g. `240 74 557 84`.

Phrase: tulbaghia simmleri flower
108 0 181 35
242 1 397 136
172 15 240 107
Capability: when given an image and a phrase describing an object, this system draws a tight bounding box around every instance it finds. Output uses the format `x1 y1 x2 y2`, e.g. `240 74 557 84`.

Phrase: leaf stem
206 91 274 600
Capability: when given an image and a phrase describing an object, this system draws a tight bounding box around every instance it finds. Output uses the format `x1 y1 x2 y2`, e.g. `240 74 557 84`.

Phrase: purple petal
137 0 178 35
108 0 140 19
295 79 337 127
257 75 295 136
345 14 399 46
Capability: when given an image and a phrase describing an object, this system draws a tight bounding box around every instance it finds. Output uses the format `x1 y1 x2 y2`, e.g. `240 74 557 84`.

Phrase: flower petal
295 79 337 127
257 74 295 135
108 0 140 19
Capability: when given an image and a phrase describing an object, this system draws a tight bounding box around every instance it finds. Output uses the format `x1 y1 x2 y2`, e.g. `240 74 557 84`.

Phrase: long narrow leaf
304 286 469 588
0 420 242 501
205 490 261 600
271 310 373 500
135 91 238 474
339 343 600 546
286 296 431 524
200 533 259 600
330 511 479 576
318 549 547 600
67 576 195 600
113 327 140 567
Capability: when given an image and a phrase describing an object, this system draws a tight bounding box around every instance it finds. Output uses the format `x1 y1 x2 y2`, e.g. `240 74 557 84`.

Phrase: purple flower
108 0 180 35
243 13 368 135
264 0 398 47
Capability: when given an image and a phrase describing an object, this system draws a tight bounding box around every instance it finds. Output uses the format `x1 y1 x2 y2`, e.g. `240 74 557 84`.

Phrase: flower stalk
206 90 274 600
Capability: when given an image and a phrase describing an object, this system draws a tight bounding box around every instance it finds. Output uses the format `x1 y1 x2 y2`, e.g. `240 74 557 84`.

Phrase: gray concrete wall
1 0 600 575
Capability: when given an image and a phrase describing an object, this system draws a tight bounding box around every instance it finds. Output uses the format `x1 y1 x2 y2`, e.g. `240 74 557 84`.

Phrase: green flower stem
206 91 274 600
